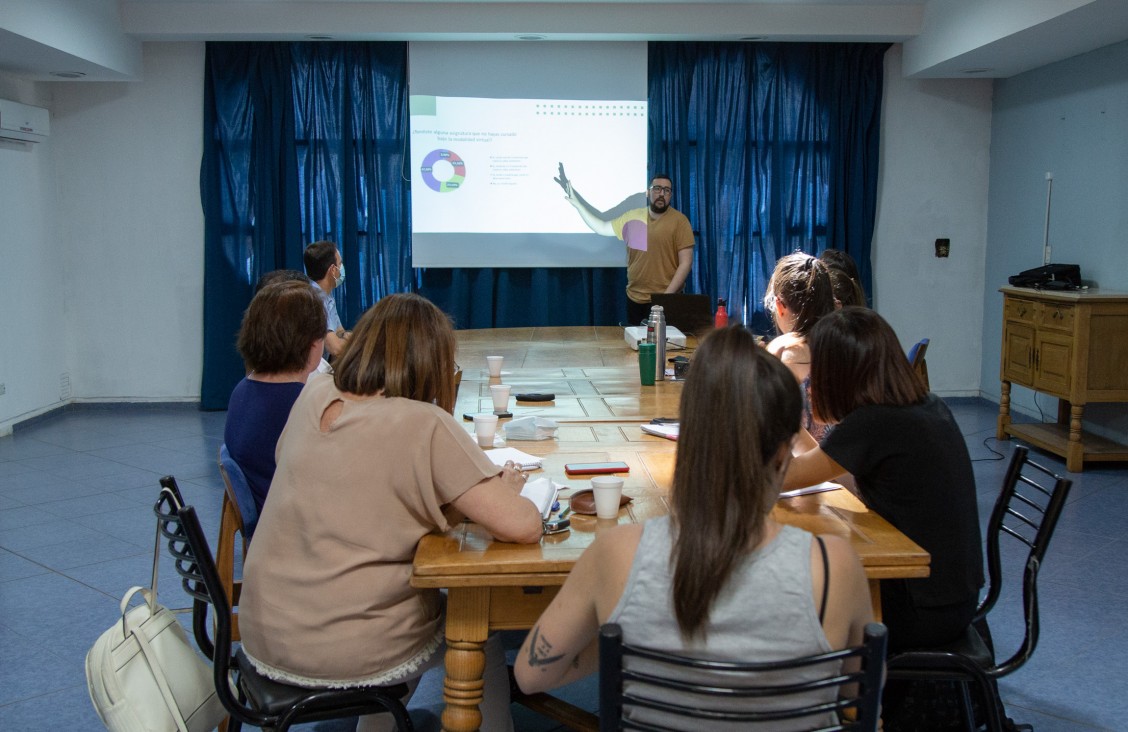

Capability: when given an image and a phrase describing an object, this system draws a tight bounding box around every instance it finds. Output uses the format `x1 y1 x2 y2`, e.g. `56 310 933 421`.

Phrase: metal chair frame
887 446 1073 731
598 622 888 732
153 478 414 732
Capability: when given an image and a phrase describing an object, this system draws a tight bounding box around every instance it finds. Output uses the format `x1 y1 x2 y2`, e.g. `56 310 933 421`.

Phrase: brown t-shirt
613 206 695 305
239 374 500 684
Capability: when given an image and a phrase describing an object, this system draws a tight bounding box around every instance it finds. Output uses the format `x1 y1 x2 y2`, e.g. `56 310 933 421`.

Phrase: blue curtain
648 42 887 330
200 42 410 408
200 41 886 408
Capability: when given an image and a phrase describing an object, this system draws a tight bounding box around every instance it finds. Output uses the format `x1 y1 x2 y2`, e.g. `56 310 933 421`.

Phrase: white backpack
87 486 227 732
86 585 226 732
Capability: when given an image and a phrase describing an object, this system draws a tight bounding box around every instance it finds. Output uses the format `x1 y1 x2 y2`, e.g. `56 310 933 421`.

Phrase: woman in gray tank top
514 326 874 729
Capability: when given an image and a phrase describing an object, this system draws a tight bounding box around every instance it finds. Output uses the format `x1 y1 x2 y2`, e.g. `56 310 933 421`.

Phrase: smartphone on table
564 461 630 476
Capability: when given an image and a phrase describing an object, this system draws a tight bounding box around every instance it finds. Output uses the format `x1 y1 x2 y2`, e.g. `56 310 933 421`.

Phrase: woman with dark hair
224 280 326 514
827 266 867 309
240 292 542 732
784 307 983 652
514 327 873 729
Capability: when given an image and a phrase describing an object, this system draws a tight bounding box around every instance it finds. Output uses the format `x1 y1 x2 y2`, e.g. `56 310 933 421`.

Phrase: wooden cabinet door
1002 321 1035 385
1035 331 1073 397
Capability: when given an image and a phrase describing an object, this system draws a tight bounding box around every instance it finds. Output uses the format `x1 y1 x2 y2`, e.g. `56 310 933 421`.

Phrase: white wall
0 75 67 433
981 39 1128 439
52 42 205 403
0 42 204 433
872 44 994 396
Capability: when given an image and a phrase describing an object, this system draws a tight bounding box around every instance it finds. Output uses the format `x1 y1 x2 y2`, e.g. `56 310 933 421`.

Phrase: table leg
868 580 882 623
1067 403 1084 472
996 381 1012 440
441 587 490 732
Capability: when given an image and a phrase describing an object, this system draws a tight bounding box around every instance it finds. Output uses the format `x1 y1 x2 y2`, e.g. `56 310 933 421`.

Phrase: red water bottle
714 298 729 328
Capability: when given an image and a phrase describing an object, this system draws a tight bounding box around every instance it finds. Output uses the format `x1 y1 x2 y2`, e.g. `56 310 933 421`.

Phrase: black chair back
598 622 888 731
978 445 1072 677
885 446 1073 731
153 481 414 732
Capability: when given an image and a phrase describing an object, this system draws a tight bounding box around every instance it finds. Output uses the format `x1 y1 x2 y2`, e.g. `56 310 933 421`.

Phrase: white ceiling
2 0 1126 82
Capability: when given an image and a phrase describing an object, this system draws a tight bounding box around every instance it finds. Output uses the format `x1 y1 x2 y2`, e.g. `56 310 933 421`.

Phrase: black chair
153 479 414 732
887 446 1073 731
598 621 888 731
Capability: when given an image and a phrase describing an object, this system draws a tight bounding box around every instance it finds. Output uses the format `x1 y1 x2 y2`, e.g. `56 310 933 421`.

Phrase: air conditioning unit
0 99 50 143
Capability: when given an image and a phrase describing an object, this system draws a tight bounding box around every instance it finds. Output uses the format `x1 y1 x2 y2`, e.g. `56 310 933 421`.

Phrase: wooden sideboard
996 286 1128 472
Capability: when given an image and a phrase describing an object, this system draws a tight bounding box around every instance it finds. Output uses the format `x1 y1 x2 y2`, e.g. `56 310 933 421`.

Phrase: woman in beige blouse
239 292 543 732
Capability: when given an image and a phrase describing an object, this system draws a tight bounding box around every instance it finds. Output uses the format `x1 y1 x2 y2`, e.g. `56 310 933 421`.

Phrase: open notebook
484 447 543 471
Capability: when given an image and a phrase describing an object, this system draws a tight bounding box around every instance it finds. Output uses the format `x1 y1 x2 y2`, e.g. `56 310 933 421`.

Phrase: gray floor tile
0 548 51 582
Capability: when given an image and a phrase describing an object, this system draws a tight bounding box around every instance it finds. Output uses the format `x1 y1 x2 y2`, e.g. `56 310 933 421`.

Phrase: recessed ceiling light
306 35 333 41
516 34 547 41
51 71 86 79
740 37 764 42
961 68 993 74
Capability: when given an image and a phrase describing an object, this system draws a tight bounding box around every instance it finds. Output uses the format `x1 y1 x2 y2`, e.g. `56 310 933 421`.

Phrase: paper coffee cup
473 414 499 448
487 356 504 377
490 384 511 412
591 476 624 519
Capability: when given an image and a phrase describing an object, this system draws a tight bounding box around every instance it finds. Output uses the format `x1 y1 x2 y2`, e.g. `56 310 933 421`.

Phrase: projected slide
410 96 647 235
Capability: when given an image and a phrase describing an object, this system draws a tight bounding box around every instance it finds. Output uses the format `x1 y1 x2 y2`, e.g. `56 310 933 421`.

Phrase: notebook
484 447 543 471
648 293 715 335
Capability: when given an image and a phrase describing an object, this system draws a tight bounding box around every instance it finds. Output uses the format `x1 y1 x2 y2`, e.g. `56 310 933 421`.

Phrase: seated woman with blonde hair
515 326 873 730
239 292 543 732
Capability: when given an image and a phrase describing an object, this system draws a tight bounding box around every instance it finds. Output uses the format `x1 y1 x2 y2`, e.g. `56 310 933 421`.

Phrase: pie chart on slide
420 149 466 192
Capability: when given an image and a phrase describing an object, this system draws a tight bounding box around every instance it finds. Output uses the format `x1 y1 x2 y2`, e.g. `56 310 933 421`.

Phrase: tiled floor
1 398 1125 731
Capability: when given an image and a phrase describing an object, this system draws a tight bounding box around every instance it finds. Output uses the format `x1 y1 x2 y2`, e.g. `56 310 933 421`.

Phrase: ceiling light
306 35 333 41
961 68 993 75
516 34 547 41
740 37 764 42
51 71 86 79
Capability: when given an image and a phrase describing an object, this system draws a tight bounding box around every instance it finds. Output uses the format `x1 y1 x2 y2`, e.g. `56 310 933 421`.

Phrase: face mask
336 263 346 286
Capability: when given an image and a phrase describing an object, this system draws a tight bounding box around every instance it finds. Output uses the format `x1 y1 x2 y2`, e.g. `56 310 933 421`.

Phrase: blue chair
907 338 930 390
217 445 258 642
218 444 259 540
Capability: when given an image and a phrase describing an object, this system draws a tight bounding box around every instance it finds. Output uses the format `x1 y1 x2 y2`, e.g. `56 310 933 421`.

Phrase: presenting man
560 168 695 324
303 240 349 358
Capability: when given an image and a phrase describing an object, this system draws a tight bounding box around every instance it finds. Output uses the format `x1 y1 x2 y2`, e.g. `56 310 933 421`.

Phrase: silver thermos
649 305 666 381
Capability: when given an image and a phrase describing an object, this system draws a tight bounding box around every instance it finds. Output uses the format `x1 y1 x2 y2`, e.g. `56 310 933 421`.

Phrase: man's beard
649 198 668 214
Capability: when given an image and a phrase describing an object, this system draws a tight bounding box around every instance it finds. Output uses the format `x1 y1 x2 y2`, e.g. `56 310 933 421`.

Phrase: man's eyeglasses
649 185 672 195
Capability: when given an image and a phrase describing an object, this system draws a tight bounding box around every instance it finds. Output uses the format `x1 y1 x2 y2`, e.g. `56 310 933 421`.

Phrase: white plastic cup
490 384 511 413
486 356 504 377
473 414 499 448
591 476 625 519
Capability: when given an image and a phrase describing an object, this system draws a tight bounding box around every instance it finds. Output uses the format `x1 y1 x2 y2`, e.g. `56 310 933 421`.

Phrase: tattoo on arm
526 626 567 668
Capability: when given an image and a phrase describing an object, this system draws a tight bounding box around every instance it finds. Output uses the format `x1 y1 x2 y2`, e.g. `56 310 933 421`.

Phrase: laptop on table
648 293 715 336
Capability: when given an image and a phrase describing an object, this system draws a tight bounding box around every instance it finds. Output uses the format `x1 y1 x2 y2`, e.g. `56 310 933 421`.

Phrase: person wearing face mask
303 240 351 358
557 166 695 325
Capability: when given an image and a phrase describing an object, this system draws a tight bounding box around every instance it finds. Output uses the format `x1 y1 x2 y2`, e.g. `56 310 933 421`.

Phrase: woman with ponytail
514 327 873 729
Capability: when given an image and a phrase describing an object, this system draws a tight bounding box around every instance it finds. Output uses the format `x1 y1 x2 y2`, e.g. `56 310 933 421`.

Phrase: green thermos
638 342 656 386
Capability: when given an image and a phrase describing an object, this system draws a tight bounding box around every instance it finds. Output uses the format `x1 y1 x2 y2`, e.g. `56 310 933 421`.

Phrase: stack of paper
484 447 543 471
520 477 562 519
640 423 679 441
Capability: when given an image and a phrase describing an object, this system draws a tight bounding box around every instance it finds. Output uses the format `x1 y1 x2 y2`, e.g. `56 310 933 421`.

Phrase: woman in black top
783 307 983 651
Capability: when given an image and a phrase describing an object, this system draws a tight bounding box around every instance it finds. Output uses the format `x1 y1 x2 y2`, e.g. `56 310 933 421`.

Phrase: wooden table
413 327 930 732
